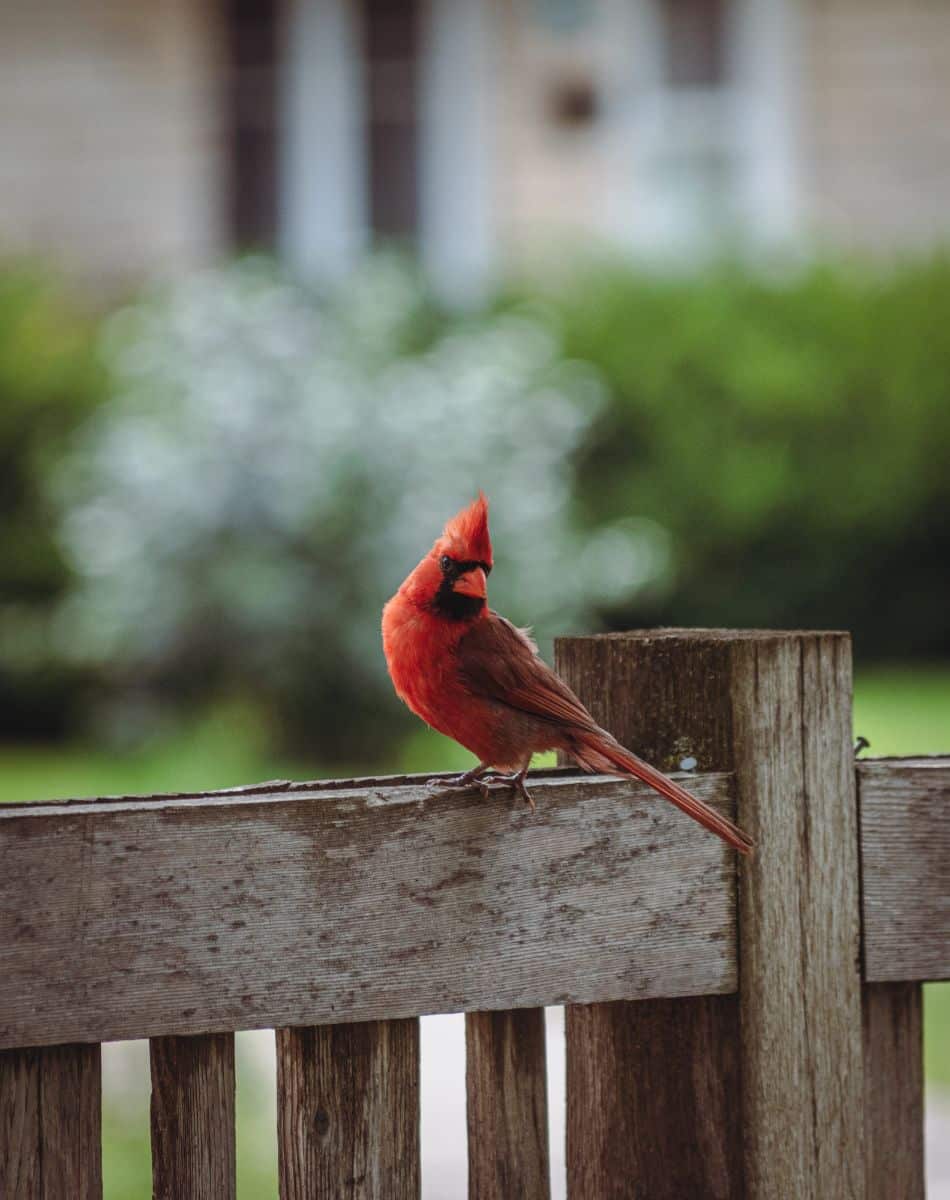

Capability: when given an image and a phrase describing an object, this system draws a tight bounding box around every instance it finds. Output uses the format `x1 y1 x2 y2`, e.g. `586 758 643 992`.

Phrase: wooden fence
0 629 946 1199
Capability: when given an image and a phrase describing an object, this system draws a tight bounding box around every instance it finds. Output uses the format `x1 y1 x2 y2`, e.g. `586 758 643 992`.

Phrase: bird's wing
458 614 754 855
456 612 599 732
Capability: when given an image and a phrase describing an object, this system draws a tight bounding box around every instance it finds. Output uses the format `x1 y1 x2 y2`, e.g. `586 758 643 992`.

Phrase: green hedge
537 256 950 659
0 267 104 736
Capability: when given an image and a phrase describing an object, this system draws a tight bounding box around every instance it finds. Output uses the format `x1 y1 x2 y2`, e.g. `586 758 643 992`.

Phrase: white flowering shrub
52 257 669 759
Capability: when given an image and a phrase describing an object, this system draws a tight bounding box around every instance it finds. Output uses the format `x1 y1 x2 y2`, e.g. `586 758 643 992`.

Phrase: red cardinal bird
382 493 752 855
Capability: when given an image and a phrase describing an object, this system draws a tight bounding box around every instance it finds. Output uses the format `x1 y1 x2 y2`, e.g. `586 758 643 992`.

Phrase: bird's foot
474 769 535 811
426 764 490 792
427 765 535 811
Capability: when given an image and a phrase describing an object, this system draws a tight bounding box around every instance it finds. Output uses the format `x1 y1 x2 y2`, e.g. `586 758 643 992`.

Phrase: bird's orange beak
453 566 487 600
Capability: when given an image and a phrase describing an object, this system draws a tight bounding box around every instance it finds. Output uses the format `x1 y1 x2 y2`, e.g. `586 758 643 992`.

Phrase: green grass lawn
3 664 944 801
852 664 950 758
1 664 947 1197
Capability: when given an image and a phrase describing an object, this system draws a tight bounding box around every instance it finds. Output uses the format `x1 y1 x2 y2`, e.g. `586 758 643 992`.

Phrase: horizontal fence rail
0 769 738 1051
0 759 947 1053
858 757 950 982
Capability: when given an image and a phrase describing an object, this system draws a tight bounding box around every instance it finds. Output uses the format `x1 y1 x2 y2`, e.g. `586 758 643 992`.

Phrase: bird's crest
443 491 492 564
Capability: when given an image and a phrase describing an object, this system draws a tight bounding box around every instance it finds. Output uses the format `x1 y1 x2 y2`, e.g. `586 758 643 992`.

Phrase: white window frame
601 0 801 257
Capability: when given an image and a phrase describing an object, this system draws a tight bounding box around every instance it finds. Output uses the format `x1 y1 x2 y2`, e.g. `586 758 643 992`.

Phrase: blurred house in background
2 0 950 297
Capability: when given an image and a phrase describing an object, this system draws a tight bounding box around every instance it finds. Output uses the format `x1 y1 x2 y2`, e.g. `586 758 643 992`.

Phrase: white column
419 0 496 305
279 0 368 280
599 0 664 253
733 0 802 245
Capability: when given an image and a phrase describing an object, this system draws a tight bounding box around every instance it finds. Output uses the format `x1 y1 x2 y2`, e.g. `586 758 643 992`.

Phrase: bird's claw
514 777 536 812
475 771 536 811
426 768 488 793
426 769 536 811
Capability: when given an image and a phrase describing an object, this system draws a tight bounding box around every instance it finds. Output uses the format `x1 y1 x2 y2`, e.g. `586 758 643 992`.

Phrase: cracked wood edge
0 767 581 811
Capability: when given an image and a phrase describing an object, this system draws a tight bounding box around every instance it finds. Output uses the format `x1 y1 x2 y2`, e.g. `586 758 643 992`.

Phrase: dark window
362 0 420 241
225 0 281 248
549 75 599 129
659 0 728 88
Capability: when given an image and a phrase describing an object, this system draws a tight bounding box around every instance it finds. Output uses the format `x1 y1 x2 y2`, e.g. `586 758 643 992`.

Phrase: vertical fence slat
276 1019 420 1200
0 1042 102 1200
556 629 867 1200
566 995 740 1199
466 1008 550 1200
863 982 925 1200
149 1033 236 1200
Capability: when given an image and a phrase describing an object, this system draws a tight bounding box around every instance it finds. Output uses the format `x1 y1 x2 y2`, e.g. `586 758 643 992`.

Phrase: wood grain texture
558 629 867 1200
0 1042 101 1199
0 770 737 1050
566 996 741 1200
557 632 744 1200
730 631 866 1199
862 982 924 1200
149 1033 235 1200
466 1008 550 1200
858 757 949 981
276 1019 419 1200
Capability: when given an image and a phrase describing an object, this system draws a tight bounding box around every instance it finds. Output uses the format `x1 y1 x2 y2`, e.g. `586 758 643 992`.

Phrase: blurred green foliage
47 257 650 760
541 256 950 659
1 254 949 755
0 701 317 803
851 665 950 757
0 266 104 735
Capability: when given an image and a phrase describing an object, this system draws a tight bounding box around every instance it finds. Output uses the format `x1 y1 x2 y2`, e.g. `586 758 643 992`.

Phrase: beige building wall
802 0 950 247
493 0 950 260
4 0 949 289
492 0 613 261
0 0 227 289
489 0 801 262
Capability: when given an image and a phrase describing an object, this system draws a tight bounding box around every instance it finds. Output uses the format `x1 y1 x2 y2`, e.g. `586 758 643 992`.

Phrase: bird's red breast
382 492 494 752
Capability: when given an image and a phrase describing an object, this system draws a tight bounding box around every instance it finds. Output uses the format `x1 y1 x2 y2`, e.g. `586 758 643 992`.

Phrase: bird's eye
439 555 452 572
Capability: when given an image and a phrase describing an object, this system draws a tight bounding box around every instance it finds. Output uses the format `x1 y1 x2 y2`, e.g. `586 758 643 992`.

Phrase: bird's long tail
573 731 753 855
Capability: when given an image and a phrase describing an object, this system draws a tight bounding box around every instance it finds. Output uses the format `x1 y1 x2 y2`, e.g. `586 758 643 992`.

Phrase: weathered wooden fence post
556 629 867 1199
